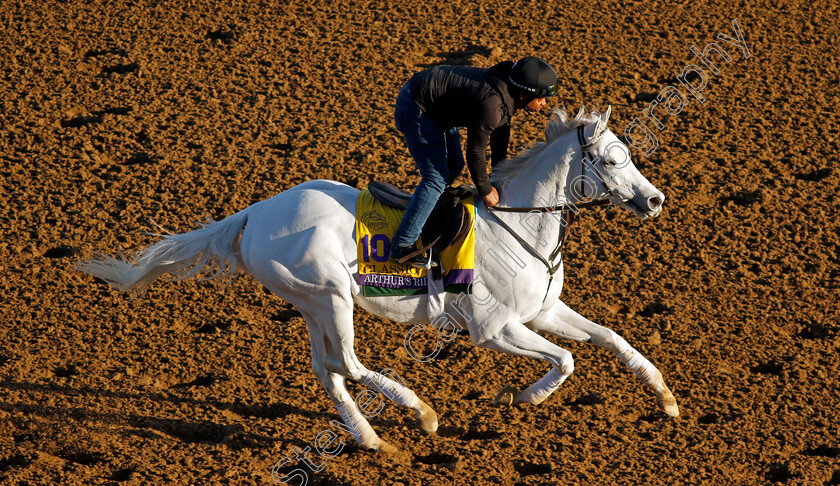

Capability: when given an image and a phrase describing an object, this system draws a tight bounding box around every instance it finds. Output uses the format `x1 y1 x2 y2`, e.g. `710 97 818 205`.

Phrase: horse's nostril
648 197 662 210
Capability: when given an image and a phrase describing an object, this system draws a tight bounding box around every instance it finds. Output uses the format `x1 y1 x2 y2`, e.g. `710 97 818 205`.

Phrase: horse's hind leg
358 369 438 434
309 297 438 435
300 293 437 449
527 300 679 417
300 310 394 452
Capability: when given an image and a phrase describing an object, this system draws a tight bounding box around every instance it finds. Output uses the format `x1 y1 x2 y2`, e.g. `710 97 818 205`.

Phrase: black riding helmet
508 56 559 97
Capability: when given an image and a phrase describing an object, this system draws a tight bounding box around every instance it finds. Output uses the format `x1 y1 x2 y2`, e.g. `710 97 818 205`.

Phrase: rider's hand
483 186 500 208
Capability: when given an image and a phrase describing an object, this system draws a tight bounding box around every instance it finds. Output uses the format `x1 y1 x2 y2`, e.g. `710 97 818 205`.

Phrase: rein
485 198 611 275
486 199 611 213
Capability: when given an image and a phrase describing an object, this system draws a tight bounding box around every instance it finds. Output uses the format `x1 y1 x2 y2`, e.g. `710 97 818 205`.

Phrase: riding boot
390 244 436 269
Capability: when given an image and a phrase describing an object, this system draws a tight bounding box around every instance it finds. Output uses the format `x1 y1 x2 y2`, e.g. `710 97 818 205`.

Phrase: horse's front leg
526 300 680 417
471 320 576 407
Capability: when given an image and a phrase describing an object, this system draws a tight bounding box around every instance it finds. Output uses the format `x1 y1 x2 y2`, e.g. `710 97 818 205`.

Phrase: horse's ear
594 105 612 136
575 105 586 121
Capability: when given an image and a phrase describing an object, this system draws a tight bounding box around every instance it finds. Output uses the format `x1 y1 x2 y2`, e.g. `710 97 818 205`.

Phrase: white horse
77 106 679 453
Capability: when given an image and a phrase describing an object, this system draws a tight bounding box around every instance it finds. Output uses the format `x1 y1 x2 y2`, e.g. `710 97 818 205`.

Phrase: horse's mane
490 106 601 187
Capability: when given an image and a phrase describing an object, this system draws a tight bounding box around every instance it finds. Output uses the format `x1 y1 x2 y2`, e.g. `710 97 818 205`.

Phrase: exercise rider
389 56 560 268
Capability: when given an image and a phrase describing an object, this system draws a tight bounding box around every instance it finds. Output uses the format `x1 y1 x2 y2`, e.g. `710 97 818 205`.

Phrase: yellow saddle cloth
355 187 476 296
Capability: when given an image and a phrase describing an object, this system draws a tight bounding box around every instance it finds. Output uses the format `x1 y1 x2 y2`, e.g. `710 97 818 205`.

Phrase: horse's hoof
657 385 680 417
492 385 519 406
416 401 438 434
375 439 399 454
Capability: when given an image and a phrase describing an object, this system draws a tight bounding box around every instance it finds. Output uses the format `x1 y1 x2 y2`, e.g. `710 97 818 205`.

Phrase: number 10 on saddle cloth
355 188 476 297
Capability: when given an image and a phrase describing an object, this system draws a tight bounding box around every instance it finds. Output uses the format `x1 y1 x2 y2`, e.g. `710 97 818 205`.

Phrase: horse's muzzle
647 195 664 213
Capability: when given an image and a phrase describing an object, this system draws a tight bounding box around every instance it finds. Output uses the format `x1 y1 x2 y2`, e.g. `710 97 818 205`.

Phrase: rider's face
525 97 547 113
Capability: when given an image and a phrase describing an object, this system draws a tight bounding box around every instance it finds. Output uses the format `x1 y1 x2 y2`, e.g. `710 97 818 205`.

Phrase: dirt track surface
2 1 839 484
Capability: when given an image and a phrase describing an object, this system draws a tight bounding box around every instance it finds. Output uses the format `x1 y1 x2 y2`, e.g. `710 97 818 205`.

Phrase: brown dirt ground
1 0 839 484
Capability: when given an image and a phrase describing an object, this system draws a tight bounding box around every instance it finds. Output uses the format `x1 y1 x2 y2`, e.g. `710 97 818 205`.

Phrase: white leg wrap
363 373 420 410
335 401 378 447
614 336 660 388
520 367 568 405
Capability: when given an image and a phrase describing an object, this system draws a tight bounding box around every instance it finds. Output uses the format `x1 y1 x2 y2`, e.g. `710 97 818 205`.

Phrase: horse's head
489 106 664 219
577 106 665 220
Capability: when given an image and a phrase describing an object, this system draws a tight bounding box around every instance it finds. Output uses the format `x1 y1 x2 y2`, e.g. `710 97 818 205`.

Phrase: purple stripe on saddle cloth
357 273 427 289
445 269 474 286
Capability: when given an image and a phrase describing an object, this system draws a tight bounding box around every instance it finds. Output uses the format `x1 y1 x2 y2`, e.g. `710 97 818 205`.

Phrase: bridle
485 124 621 302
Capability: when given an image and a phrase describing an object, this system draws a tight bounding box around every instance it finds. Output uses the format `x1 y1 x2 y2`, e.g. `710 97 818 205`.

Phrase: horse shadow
0 379 339 451
0 383 361 485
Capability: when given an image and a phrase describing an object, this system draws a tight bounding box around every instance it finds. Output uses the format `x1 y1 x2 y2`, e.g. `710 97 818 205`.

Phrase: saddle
368 181 474 258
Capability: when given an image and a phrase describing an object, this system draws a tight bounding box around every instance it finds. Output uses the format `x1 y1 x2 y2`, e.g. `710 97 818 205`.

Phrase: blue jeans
391 84 465 251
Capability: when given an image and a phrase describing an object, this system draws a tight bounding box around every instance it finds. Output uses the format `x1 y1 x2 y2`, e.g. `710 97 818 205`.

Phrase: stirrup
395 246 438 270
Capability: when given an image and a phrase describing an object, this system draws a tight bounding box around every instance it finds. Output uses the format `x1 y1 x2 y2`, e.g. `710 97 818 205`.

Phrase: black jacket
406 61 516 196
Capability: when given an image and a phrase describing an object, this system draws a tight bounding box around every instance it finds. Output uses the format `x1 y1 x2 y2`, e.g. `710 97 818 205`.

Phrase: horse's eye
604 159 616 166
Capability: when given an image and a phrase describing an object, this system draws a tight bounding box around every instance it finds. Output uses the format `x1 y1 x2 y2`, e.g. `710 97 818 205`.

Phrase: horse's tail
75 210 250 293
